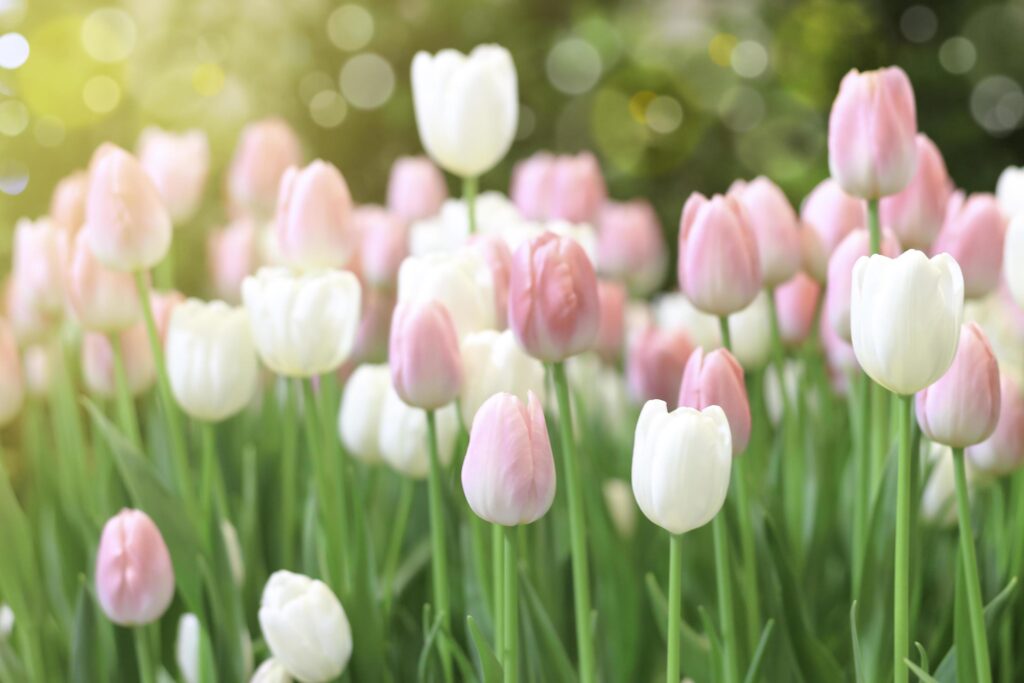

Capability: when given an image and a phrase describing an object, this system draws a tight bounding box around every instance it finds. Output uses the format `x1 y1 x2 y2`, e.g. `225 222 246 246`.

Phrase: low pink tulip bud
916 323 1001 448
387 156 447 222
83 148 172 272
508 232 600 362
677 193 762 316
819 312 858 394
389 301 463 410
678 347 751 455
879 134 952 251
351 288 395 365
729 177 802 287
828 67 918 199
774 272 822 347
66 230 142 333
594 280 626 364
469 234 512 329
461 391 556 525
358 207 408 289
95 509 175 626
82 325 157 398
50 171 89 233
137 127 210 223
275 160 355 269
150 290 186 344
596 199 667 296
801 178 866 263
228 118 303 218
510 153 554 220
548 152 606 223
208 218 258 305
825 227 901 342
0 318 24 427
627 326 694 409
932 191 1006 299
967 374 1024 476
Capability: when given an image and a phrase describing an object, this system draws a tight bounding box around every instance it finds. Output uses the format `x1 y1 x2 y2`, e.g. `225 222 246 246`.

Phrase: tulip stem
718 316 732 351
464 176 479 234
503 526 519 683
280 380 298 568
109 333 142 449
867 198 881 255
199 421 228 521
893 393 913 683
550 361 596 683
666 533 682 683
492 523 504 655
851 372 870 599
383 477 414 615
713 512 741 683
133 626 155 683
952 446 993 683
425 409 454 683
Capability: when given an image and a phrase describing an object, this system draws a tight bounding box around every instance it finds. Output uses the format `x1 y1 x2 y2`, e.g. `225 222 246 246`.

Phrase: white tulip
921 443 977 527
221 520 245 586
459 329 546 427
242 267 361 377
0 604 13 640
0 320 24 428
632 400 732 535
851 250 964 395
176 613 200 683
726 291 772 371
378 385 458 479
338 364 391 464
251 659 292 683
411 45 518 178
602 478 637 538
258 571 352 683
546 220 599 266
397 249 496 338
1006 215 1024 308
653 292 722 351
996 166 1024 218
409 192 523 256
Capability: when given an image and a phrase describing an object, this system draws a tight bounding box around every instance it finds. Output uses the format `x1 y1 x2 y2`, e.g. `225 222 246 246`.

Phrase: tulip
0 604 12 641
137 127 210 223
653 292 722 350
208 218 259 304
800 221 829 284
83 148 172 272
22 344 54 398
679 347 751 455
387 156 448 222
800 178 867 262
338 364 390 464
828 66 918 199
996 166 1024 218
411 45 518 178
602 479 637 538
967 373 1024 476
86 142 121 177
627 326 694 408
726 291 773 371
149 290 185 344
1007 215 1024 308
176 613 200 683
359 208 408 288
276 161 356 270
50 171 89 233
5 275 59 346
546 219 599 266
774 272 822 347
228 118 303 218
0 320 24 427
594 280 627 364
851 249 964 395
921 444 974 528
378 386 458 478
350 288 395 365
729 177 802 287
252 659 293 683
879 134 952 251
459 329 546 427
825 227 901 342
398 249 497 338
242 267 361 377
389 301 463 410
95 509 175 626
81 325 156 398
510 153 554 220
548 153 606 224
820 313 859 394
11 217 67 321
933 191 1006 299
677 193 762 316
66 230 142 333
596 199 667 296
258 571 352 683
220 520 245 586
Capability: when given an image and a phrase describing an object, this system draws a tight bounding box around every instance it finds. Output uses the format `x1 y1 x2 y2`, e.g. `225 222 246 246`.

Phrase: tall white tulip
258 571 352 683
338 363 391 465
459 329 546 427
851 250 964 395
378 385 458 479
397 249 496 338
631 400 732 535
242 268 361 377
1006 215 1024 308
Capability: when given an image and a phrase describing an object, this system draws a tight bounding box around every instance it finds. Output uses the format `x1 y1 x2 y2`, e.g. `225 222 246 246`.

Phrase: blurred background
1 0 1022 274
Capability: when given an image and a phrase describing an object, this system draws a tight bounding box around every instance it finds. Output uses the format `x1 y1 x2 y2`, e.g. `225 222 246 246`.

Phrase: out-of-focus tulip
996 166 1024 218
922 444 976 528
594 280 626 363
800 222 830 284
602 479 637 538
378 386 458 478
596 199 667 296
546 219 598 266
462 391 556 525
508 232 599 362
398 249 497 338
137 127 210 223
851 250 964 395
350 288 395 365
228 118 303 218
967 374 1024 476
631 401 732 534
828 66 918 199
467 234 512 329
5 276 58 346
729 177 802 287
510 153 554 220
726 291 773 371
774 273 822 347
359 207 408 288
242 268 361 377
679 347 751 455
87 142 121 177
11 217 67 321
81 325 156 398
0 320 24 427
820 313 859 394
459 329 546 427
387 156 448 222
208 218 259 305
677 193 762 316
50 171 89 233
653 292 722 350
800 178 866 262
548 152 606 223
95 509 175 626
879 134 952 251
933 191 1006 299
411 45 518 178
275 161 355 270
66 230 141 333
258 571 352 683
339 364 390 464
176 613 200 683
83 148 172 272
0 604 13 641
626 326 694 408
825 227 901 342
251 659 293 683
389 301 463 410
23 344 54 398
409 191 524 256
1007 215 1024 308
220 520 245 587
149 290 186 344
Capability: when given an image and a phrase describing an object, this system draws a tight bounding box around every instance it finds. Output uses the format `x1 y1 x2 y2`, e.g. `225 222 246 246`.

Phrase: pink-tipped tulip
387 156 447 222
50 171 89 234
508 232 600 362
275 160 355 270
932 191 1006 299
510 152 554 220
548 152 606 224
389 301 463 410
358 207 408 289
627 325 694 409
594 280 626 364
0 318 24 427
66 230 142 333
137 127 210 223
208 218 258 305
461 391 556 525
729 177 802 287
801 178 867 264
228 118 302 218
678 347 751 455
677 193 762 316
967 374 1024 476
351 288 395 365
879 134 952 251
819 312 859 394
774 272 822 347
95 509 175 626
83 148 172 272
916 322 1001 448
81 325 157 398
596 199 667 296
828 66 918 199
5 276 58 345
11 217 67 321
825 227 901 342
469 234 512 329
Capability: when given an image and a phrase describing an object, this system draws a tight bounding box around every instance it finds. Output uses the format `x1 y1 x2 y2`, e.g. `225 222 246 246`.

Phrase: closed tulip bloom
276 161 355 270
351 288 395 364
5 275 59 345
677 193 762 316
631 401 732 534
95 509 175 626
0 319 24 428
851 249 964 395
594 280 627 363
1007 215 1024 308
726 291 773 371
12 217 67 320
176 613 200 683
81 325 156 398
820 313 859 394
378 386 458 478
468 234 513 329
679 347 751 455
602 479 638 538
933 191 1006 299
596 199 667 296
828 67 918 199
825 227 901 342
510 153 554 220
967 374 1024 476
258 571 352 683
50 171 89 233
389 301 463 410
653 292 722 350
242 268 361 377
548 152 606 223
252 659 293 683
359 208 408 288
459 329 546 427
996 166 1024 218
508 232 600 362
66 230 141 333
387 156 447 222
800 178 867 261
137 127 210 223
83 148 172 272
208 218 259 305
228 118 303 218
627 326 694 408
774 272 822 347
398 249 497 338
411 45 518 178
339 364 391 464
879 134 952 251
729 177 802 287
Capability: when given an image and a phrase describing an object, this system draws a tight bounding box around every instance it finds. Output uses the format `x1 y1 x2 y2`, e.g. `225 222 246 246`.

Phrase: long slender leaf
850 601 865 683
69 578 100 683
743 619 774 683
906 658 941 683
467 615 502 683
520 571 577 681
933 576 1017 682
644 573 710 682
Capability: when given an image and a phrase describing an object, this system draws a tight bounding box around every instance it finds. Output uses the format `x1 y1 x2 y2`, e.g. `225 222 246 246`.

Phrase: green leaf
467 615 503 683
850 601 865 683
416 605 443 683
933 576 1017 682
906 658 941 683
697 606 725 683
644 573 710 682
520 571 577 681
743 619 775 683
69 578 100 683
914 642 929 675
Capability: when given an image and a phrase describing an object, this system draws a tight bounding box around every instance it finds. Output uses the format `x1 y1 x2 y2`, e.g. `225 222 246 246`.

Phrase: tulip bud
627 326 694 408
387 156 447 222
0 319 24 427
66 230 142 333
208 218 259 305
176 613 200 683
398 249 497 338
631 401 732 534
275 161 355 270
548 153 606 224
50 171 89 233
228 118 303 218
411 45 518 178
459 329 546 427
774 272 822 347
729 177 802 287
596 199 667 296
933 191 1006 299
5 275 59 345
339 364 391 464
358 208 408 289
679 347 751 455
602 479 637 538
653 292 722 350
467 234 512 329
828 66 918 199
81 325 156 398
967 373 1024 476
251 659 293 683
677 193 762 316
378 385 458 478
594 280 626 364
389 301 463 410
510 153 554 220
922 444 975 528
0 604 13 641
851 249 964 395
996 166 1024 218
1007 215 1024 309
11 217 67 324
879 134 952 251
726 291 773 371
137 127 210 223
462 392 556 525
800 178 867 262
351 288 395 365
258 570 352 683
95 509 175 626
820 313 859 394
825 227 901 342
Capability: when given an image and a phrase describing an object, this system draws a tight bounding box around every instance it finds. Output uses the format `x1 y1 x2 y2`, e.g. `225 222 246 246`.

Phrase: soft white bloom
851 250 964 395
653 292 722 351
338 363 391 464
1006 215 1024 308
921 443 977 527
251 659 292 683
258 571 352 683
602 478 637 538
242 268 361 377
631 400 732 535
726 291 772 371
378 386 458 479
166 300 259 421
11 217 67 319
23 344 55 398
221 520 245 586
0 604 13 640
176 613 200 683
459 329 546 427
411 45 518 178
546 220 599 265
566 352 631 440
625 300 655 350
996 166 1024 218
397 249 496 338
137 127 210 223
409 192 523 255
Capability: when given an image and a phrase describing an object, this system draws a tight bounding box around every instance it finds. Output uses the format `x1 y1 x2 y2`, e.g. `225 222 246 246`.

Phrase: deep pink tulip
66 230 142 333
594 280 627 364
774 272 822 347
932 191 1006 299
275 160 355 269
389 301 463 410
548 152 606 223
358 207 409 289
387 156 447 222
510 152 554 220
825 227 901 342
627 325 694 409
207 218 258 305
801 178 867 265
50 171 89 234
879 134 952 251
729 177 802 287
967 374 1024 476
469 234 512 329
228 118 302 218
596 199 667 296
678 347 751 455
95 509 175 626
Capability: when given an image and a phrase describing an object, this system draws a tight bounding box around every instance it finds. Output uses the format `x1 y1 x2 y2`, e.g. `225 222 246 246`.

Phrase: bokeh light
0 98 28 135
546 37 602 95
970 75 1024 136
81 8 136 63
939 37 976 74
339 53 393 109
82 75 121 114
327 4 374 52
309 90 347 128
0 32 28 69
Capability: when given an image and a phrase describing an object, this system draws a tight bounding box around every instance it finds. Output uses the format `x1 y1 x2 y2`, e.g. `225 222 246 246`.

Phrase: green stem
426 410 454 683
300 380 345 594
463 176 479 234
713 513 741 683
718 315 732 351
952 447 992 683
893 394 913 683
503 526 519 683
869 381 888 492
550 362 596 683
851 372 870 600
867 198 881 255
199 421 228 519
733 459 761 654
383 477 414 615
493 523 505 656
280 380 297 568
315 374 353 592
666 533 682 683
133 627 155 683
110 333 142 448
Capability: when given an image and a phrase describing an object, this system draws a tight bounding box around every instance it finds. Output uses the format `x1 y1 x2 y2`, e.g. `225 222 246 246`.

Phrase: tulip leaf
697 606 724 683
467 615 503 683
416 605 444 683
906 658 940 683
643 572 710 682
932 575 1017 683
520 571 577 681
850 601 865 683
69 577 101 683
742 618 774 683
914 642 929 675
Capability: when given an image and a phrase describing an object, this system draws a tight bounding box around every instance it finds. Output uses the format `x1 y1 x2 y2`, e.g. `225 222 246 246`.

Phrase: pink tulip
825 227 901 342
879 134 952 251
596 199 667 296
774 272 822 347
932 191 1006 299
387 156 448 222
82 325 157 398
729 177 802 287
95 509 175 626
207 218 258 305
50 171 89 233
627 325 694 409
801 222 829 283
228 118 302 218
469 234 512 329
351 288 395 365
359 207 408 289
389 301 463 410
594 280 627 364
678 347 751 454
508 232 600 362
548 152 606 223
461 391 556 525
677 193 762 316
510 152 554 220
800 178 867 263
5 276 58 345
87 142 122 178
137 127 210 223
828 67 918 198
149 290 185 344
0 318 24 427
66 230 142 333
11 217 67 321
967 374 1024 476
819 313 858 394
275 160 355 269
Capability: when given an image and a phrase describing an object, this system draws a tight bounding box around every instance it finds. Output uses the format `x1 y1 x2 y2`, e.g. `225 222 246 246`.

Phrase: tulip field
3 17 1024 683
